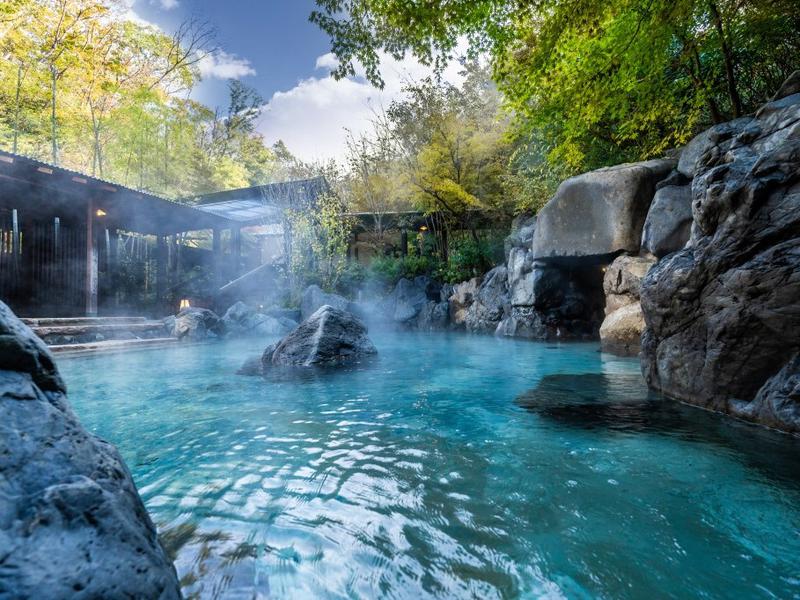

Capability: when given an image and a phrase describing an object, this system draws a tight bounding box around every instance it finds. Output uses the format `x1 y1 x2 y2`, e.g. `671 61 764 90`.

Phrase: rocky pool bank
0 301 181 598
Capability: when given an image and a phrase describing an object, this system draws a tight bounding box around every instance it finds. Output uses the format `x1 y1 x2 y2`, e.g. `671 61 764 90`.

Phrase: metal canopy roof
192 177 328 226
0 150 232 235
195 198 284 223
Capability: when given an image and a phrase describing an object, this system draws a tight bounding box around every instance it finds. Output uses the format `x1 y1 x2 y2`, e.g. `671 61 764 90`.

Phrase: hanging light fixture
179 299 191 310
95 208 107 217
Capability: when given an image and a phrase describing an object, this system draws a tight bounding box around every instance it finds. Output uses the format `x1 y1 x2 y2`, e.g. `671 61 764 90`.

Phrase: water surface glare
61 333 800 599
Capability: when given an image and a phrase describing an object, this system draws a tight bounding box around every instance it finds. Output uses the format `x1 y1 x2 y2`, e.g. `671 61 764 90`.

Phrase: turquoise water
61 333 800 599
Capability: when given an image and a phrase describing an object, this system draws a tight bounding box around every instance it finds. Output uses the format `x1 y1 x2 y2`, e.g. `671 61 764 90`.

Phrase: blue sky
125 0 465 162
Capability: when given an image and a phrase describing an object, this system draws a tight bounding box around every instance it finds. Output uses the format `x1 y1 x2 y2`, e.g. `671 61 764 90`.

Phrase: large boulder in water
262 305 377 368
640 90 800 432
300 285 351 321
0 301 180 598
532 159 674 262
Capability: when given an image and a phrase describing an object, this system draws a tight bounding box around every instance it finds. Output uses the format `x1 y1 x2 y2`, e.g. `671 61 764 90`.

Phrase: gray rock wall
640 89 800 433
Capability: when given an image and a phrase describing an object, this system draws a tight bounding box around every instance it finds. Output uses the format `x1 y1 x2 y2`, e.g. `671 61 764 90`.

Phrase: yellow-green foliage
0 0 279 198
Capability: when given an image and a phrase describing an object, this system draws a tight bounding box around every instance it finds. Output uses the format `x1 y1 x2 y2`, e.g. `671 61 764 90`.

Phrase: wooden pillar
85 199 98 316
107 228 118 308
212 227 222 288
156 234 168 311
400 230 408 257
231 226 242 277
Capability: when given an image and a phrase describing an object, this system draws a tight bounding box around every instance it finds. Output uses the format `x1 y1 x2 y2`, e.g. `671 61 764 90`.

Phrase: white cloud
259 47 468 163
197 50 257 80
157 0 179 10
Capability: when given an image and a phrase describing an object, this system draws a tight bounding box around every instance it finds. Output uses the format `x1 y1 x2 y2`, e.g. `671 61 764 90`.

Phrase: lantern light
179 299 191 310
420 225 428 231
95 209 107 217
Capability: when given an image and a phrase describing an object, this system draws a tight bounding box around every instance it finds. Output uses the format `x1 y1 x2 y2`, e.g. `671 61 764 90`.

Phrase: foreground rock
247 305 377 372
533 159 674 261
166 306 224 340
641 89 800 433
222 301 295 337
300 285 351 321
0 301 180 598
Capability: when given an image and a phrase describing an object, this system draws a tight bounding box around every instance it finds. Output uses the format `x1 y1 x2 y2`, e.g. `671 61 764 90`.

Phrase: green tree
311 0 800 172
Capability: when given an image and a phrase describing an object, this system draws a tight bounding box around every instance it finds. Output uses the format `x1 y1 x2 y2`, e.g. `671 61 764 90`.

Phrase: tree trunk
13 65 22 154
51 66 58 165
709 1 742 118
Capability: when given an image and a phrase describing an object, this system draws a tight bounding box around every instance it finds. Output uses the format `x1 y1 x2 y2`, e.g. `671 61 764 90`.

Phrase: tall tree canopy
312 0 800 171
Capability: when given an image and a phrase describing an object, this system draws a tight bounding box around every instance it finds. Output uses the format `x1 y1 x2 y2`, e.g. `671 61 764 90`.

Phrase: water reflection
62 335 800 599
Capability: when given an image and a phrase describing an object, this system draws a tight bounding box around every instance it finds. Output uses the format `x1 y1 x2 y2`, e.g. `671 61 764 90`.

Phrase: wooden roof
0 150 232 235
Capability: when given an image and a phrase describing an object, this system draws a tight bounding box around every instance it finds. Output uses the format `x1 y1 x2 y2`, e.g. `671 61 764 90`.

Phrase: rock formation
300 285 352 321
448 277 481 329
532 159 675 261
640 86 800 433
641 178 693 258
599 255 655 356
222 301 296 337
0 301 180 598
378 276 448 330
261 305 377 369
465 266 508 334
165 306 225 340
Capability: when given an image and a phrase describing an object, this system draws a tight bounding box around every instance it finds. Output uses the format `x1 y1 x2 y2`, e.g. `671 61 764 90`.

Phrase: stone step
50 337 180 356
22 316 149 327
32 322 165 338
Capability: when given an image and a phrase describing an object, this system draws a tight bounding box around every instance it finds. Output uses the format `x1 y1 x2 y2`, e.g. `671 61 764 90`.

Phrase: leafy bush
437 232 506 283
368 253 441 288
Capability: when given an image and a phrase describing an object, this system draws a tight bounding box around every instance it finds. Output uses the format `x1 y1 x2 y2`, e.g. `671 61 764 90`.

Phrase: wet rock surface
640 91 800 432
0 301 180 599
260 305 377 369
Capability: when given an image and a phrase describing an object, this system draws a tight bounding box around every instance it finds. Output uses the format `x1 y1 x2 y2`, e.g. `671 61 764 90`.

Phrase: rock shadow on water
515 372 800 487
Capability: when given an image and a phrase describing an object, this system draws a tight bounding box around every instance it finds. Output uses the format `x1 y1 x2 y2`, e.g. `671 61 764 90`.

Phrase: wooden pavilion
0 150 239 317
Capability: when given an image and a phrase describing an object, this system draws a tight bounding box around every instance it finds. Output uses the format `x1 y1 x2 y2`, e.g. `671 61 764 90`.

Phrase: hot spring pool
61 332 800 599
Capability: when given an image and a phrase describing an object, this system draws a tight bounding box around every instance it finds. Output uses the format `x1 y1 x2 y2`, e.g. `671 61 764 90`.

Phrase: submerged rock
300 285 351 321
0 301 180 598
262 305 377 368
640 89 800 432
